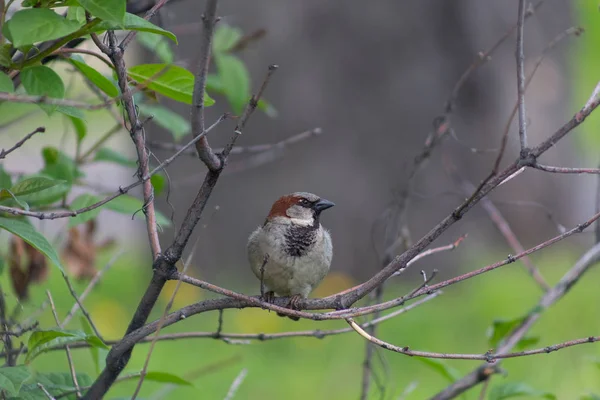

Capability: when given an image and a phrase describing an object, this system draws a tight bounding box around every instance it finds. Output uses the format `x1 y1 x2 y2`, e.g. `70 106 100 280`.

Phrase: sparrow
247 192 334 320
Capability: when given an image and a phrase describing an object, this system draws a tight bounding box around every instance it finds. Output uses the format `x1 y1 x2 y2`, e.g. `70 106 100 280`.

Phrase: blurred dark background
143 0 594 291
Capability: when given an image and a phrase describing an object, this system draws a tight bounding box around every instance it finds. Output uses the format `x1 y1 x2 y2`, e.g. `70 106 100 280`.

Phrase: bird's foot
288 294 303 310
275 294 303 321
261 290 275 303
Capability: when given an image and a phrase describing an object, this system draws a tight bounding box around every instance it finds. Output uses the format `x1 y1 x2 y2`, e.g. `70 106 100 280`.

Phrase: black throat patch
284 223 318 257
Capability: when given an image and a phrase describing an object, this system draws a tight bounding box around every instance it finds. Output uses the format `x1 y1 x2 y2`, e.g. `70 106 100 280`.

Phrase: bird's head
266 192 335 227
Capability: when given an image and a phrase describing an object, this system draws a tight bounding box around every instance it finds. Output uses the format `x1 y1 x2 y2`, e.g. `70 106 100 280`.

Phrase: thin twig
347 317 599 361
0 127 45 159
0 293 441 359
0 285 14 366
62 252 121 327
391 236 465 277
460 179 550 290
60 273 104 341
190 0 221 170
223 368 248 400
0 115 226 219
531 164 600 174
120 0 171 49
432 242 600 399
516 0 528 152
147 127 322 158
104 31 161 261
444 0 546 114
46 290 80 398
494 26 583 179
84 64 278 400
37 383 56 400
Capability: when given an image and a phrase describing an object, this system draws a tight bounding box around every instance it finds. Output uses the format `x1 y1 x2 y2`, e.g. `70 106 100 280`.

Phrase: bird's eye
298 199 310 206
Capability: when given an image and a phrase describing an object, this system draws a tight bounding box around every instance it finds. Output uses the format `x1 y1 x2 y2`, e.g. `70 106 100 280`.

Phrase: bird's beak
313 198 335 212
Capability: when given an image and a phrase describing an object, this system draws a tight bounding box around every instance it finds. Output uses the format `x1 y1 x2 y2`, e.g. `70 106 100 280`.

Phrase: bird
247 192 334 320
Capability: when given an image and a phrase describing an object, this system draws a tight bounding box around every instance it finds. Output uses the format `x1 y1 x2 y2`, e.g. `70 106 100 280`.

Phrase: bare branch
460 179 549 290
444 0 546 114
0 127 45 159
0 293 440 359
432 242 600 399
47 290 80 398
131 245 196 399
59 272 104 341
191 0 221 170
516 0 528 152
150 127 322 156
103 32 161 260
84 66 277 399
531 164 600 174
347 316 599 361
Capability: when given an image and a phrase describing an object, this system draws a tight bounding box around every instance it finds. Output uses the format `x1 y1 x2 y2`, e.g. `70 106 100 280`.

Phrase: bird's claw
261 291 275 303
288 294 303 310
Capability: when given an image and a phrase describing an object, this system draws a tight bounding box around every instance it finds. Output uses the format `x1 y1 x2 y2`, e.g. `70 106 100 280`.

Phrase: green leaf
96 13 177 43
0 44 11 68
127 64 214 105
0 217 64 272
143 372 193 386
0 71 14 93
0 190 29 210
487 316 525 348
41 147 84 183
206 73 223 92
56 105 85 120
0 366 31 396
215 53 250 114
257 98 278 118
21 66 65 115
0 166 12 189
150 174 166 196
489 383 556 400
93 147 136 168
136 31 173 63
69 116 87 142
515 336 540 351
212 25 242 53
138 103 190 141
67 6 86 24
68 194 101 227
15 372 92 400
104 195 171 227
415 357 461 383
78 0 125 24
206 74 276 118
11 175 70 207
26 329 107 363
2 9 82 48
0 177 65 201
68 57 119 97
